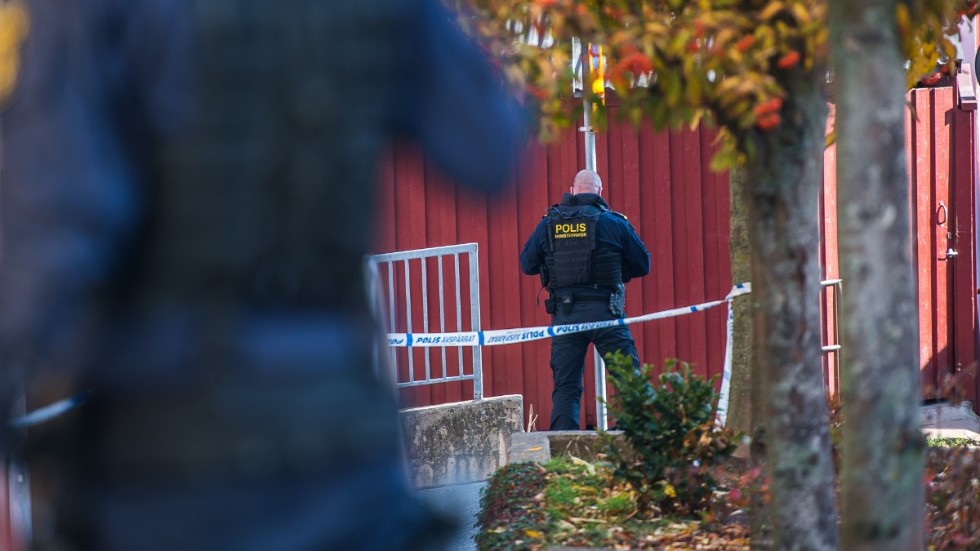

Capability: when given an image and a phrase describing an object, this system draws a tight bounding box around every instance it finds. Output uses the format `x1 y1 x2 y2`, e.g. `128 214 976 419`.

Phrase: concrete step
921 401 980 441
400 395 523 489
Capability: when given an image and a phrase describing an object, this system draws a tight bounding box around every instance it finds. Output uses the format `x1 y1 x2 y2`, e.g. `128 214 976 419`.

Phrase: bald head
571 169 602 196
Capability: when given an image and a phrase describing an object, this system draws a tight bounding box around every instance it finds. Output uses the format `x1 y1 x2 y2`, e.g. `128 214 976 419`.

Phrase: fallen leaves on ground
477 447 980 551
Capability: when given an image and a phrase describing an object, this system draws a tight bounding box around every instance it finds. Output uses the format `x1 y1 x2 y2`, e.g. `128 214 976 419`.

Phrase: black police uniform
519 192 650 430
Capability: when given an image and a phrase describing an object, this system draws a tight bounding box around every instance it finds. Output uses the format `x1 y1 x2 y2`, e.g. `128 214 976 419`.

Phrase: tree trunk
829 2 926 550
725 166 772 549
729 166 772 549
727 165 753 441
730 163 772 550
745 68 839 551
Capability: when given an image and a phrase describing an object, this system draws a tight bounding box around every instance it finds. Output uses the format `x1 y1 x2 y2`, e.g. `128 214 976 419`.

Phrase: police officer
519 169 650 430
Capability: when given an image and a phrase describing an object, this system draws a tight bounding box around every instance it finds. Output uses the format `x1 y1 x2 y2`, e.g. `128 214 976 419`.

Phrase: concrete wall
400 395 523 489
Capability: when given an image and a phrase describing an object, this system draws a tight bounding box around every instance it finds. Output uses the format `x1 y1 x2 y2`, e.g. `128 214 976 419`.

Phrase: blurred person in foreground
0 0 525 549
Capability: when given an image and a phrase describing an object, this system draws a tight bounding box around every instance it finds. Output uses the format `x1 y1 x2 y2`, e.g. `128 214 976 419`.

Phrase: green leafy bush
601 353 737 516
928 436 979 448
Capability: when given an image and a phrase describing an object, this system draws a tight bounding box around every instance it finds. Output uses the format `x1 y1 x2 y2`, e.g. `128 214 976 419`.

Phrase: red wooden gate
818 85 979 408
908 85 978 404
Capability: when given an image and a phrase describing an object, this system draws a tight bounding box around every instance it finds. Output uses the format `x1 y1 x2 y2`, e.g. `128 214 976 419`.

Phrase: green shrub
601 353 737 516
928 436 979 447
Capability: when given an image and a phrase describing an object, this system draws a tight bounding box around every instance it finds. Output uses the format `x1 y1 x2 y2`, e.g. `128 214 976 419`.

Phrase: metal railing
821 278 843 406
366 243 484 400
592 278 844 429
821 278 843 355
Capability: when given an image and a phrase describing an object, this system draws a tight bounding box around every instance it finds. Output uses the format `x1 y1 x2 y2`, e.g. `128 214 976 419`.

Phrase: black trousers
549 299 639 430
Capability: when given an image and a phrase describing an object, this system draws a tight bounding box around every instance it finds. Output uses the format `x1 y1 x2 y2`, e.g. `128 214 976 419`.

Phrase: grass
477 448 980 550
928 436 979 447
476 456 749 550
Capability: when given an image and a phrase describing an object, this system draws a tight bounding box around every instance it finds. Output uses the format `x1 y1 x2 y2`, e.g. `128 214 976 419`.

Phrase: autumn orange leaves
752 97 783 131
453 0 975 161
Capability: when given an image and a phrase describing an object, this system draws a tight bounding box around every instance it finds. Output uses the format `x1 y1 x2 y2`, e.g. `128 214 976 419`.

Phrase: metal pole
469 245 484 400
583 101 597 171
581 46 607 429
579 39 598 172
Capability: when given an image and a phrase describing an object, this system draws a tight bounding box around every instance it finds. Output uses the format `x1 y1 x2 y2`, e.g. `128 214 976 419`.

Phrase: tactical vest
543 204 623 291
126 0 408 313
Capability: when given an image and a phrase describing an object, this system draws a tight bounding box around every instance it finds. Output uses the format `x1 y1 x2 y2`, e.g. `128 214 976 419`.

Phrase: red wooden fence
377 103 731 428
375 84 980 425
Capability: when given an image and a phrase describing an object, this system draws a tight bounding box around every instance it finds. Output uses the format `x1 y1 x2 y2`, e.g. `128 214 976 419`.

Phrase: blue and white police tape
716 296 736 426
7 284 752 429
386 282 751 348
